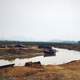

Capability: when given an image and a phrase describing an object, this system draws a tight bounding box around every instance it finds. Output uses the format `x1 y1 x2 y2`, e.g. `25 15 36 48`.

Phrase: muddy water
0 47 80 66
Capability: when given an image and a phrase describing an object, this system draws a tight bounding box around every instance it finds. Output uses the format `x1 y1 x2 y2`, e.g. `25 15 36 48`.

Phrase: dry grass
0 66 44 77
0 48 43 60
0 60 80 80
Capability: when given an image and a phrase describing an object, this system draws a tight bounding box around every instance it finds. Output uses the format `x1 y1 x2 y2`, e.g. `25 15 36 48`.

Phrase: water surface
0 47 80 66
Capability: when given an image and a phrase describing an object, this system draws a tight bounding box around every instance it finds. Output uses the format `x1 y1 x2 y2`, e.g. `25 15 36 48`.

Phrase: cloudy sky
0 0 80 41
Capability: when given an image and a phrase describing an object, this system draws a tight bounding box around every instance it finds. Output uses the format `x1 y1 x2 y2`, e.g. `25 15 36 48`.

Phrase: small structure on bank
15 44 25 48
25 61 42 68
44 48 56 57
38 45 56 57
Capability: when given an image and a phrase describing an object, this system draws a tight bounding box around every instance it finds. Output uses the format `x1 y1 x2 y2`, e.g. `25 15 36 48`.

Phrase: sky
0 0 80 41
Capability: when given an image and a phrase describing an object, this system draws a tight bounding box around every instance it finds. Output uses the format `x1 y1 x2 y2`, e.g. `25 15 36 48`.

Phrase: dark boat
0 64 14 69
44 49 56 57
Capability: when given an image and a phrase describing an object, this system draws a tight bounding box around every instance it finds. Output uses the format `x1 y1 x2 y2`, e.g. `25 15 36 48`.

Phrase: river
0 47 80 66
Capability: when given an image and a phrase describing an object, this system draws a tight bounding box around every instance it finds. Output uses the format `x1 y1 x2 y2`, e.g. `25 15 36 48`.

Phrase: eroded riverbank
0 60 80 80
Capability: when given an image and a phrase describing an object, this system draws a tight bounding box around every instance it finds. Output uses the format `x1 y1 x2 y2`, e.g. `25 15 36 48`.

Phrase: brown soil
0 60 80 80
0 48 43 60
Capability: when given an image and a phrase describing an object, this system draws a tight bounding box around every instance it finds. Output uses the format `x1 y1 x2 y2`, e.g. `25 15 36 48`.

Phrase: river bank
0 60 80 80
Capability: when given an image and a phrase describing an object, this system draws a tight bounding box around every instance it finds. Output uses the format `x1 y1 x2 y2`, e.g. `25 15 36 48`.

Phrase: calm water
0 47 80 66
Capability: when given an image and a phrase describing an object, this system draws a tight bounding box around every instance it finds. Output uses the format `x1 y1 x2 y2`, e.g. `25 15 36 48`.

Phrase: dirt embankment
0 48 43 60
0 60 80 80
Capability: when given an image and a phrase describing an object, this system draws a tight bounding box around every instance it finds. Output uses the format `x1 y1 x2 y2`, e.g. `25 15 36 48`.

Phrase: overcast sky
0 0 80 41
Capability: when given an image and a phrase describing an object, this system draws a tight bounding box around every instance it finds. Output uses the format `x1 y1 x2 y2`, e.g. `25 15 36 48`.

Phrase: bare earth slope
0 60 80 80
